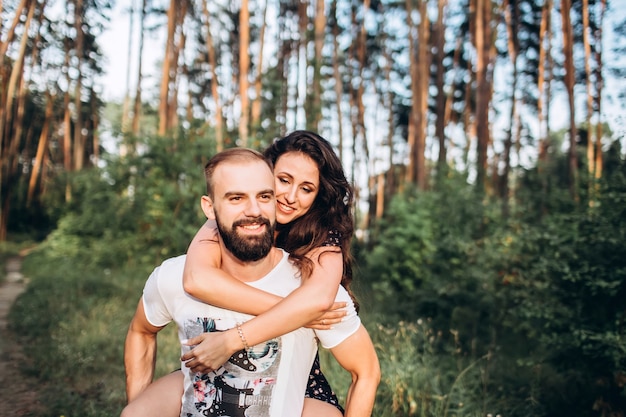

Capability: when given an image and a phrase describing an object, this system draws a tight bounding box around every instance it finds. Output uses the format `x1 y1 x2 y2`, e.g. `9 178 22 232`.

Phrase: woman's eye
278 177 289 184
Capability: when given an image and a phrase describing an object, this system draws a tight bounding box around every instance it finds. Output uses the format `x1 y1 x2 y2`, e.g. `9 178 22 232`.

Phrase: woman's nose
285 187 297 203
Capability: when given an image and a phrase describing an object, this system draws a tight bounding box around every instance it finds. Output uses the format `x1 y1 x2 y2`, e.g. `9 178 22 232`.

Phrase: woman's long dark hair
264 130 358 310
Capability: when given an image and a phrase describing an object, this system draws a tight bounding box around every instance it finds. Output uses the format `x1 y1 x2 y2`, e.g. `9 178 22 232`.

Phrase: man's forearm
344 375 380 417
124 328 158 402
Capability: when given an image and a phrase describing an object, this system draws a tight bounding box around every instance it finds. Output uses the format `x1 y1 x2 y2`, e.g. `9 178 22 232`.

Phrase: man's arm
329 325 381 417
124 298 166 402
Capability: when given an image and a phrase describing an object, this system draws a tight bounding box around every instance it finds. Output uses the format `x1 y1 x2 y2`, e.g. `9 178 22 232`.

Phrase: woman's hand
180 330 239 374
304 301 347 330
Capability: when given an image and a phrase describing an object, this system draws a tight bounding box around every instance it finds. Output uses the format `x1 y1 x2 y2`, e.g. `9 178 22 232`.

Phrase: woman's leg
303 353 344 416
302 398 343 417
120 370 184 417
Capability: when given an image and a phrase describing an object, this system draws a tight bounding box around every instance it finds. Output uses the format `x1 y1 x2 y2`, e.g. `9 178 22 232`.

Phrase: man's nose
245 199 262 216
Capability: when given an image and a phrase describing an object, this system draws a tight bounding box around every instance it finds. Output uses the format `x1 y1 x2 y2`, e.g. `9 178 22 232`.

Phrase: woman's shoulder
321 229 342 247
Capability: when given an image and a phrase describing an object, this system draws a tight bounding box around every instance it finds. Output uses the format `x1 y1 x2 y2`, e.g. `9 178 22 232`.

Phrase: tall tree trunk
442 36 462 164
501 0 519 216
307 0 325 130
474 0 492 194
416 0 430 190
2 0 34 159
158 0 177 136
594 0 605 182
91 87 99 164
330 0 344 163
405 0 428 190
295 0 309 128
0 0 28 71
238 0 250 146
354 0 371 228
168 9 187 134
381 15 396 207
122 0 135 136
251 0 269 140
201 0 224 151
464 0 476 174
582 0 594 180
561 0 578 201
276 8 290 136
537 0 551 162
434 0 448 175
356 0 370 165
28 92 54 205
73 0 85 170
131 0 147 144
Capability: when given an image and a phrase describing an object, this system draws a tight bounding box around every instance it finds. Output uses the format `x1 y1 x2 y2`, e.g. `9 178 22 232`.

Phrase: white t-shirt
142 250 360 417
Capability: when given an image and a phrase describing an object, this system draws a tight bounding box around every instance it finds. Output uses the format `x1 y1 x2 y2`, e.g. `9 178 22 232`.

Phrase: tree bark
122 0 135 136
561 0 578 201
131 0 147 142
238 0 250 146
73 0 85 171
404 0 428 190
330 0 344 163
158 0 177 136
28 92 54 205
501 0 519 215
474 0 492 194
537 0 551 162
251 0 269 139
307 0 325 130
582 0 594 178
201 0 224 151
434 0 448 174
594 0 605 181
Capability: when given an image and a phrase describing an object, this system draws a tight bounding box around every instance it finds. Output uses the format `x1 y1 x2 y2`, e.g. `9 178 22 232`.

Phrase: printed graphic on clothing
181 317 281 417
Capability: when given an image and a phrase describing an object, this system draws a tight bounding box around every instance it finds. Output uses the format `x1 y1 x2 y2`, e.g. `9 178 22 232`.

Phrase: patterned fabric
305 353 345 414
322 230 341 247
312 229 344 413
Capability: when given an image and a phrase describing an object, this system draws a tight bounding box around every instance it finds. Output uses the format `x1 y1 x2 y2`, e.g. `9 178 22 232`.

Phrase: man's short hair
204 148 273 197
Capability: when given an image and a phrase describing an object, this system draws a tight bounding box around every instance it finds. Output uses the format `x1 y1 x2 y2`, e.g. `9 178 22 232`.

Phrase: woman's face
273 152 320 225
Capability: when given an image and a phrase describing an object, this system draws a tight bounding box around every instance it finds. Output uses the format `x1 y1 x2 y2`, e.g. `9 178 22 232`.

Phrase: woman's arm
329 325 381 417
181 246 347 373
183 220 281 315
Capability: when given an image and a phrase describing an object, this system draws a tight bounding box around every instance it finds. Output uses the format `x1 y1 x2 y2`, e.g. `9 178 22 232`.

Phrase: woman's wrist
227 326 247 353
236 322 250 351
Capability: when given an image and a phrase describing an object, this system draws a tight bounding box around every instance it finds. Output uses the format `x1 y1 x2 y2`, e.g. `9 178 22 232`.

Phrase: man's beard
215 214 274 262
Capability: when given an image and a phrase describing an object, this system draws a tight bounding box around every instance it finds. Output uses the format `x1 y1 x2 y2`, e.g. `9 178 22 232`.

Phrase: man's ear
200 196 216 220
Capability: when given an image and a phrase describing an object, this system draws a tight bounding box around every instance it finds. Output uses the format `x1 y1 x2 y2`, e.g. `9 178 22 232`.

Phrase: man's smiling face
206 159 276 262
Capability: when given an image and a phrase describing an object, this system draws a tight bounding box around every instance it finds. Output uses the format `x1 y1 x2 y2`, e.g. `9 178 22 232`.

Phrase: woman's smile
273 152 320 225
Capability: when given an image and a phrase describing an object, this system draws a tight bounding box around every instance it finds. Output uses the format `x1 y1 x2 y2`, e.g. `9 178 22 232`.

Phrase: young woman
122 131 379 417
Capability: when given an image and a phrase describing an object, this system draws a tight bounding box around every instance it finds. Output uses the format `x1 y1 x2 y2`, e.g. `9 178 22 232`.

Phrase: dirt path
0 256 45 416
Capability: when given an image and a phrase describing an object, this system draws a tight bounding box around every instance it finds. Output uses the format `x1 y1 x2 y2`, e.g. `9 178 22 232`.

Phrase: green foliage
497 171 626 416
10 248 181 417
358 158 626 416
40 135 212 268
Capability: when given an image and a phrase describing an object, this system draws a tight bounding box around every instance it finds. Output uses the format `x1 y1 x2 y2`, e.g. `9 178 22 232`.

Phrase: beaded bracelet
236 322 250 351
